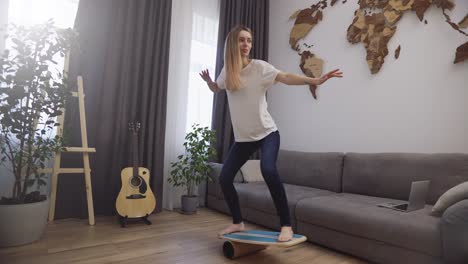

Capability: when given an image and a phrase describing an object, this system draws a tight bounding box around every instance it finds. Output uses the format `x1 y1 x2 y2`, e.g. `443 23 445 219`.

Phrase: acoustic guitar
116 122 156 226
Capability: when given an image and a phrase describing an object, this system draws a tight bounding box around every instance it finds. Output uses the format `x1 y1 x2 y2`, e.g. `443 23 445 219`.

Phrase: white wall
268 0 468 153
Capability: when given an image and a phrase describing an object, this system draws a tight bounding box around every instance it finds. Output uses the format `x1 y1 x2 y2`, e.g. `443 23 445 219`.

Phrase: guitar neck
132 132 139 177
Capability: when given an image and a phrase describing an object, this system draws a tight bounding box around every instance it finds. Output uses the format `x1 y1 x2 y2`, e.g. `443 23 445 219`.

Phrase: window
8 0 79 28
4 0 80 132
0 0 79 196
185 2 219 133
6 0 79 73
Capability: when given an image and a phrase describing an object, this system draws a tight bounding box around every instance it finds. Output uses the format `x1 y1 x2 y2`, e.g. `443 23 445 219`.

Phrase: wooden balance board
220 230 307 259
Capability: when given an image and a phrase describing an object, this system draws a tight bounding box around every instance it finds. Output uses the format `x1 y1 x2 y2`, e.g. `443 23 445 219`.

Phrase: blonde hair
224 26 252 91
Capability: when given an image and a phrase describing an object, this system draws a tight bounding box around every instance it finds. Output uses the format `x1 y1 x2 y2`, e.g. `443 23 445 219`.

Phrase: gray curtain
211 0 270 162
55 0 171 218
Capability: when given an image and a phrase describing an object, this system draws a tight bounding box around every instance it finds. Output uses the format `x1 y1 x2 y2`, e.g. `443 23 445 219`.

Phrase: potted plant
168 123 217 214
0 20 76 247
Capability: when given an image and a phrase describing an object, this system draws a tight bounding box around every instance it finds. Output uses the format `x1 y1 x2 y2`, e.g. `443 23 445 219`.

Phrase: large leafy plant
0 20 77 204
169 124 217 197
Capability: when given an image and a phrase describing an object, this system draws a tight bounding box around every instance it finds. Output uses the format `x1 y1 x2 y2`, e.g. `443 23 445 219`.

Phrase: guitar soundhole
130 177 142 188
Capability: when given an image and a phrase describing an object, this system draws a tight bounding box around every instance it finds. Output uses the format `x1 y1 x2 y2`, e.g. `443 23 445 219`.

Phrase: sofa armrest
441 199 468 264
206 162 225 201
207 162 223 183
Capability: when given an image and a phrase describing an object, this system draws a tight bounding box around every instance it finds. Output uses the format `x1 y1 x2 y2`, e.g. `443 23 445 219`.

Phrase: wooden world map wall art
289 0 467 99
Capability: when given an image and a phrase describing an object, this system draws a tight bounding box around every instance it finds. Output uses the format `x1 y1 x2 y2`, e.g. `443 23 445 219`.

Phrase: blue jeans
219 130 291 226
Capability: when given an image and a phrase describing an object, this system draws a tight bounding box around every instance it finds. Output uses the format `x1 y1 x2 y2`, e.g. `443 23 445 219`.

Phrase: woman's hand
199 69 220 92
199 69 213 83
316 69 343 85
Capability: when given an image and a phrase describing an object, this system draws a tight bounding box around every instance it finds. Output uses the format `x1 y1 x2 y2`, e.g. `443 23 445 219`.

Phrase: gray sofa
206 150 468 264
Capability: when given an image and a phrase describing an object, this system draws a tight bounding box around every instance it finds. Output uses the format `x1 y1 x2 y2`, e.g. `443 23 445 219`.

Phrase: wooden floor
0 208 368 264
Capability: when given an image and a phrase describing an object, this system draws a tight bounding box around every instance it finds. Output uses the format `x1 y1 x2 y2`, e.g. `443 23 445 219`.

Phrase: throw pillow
432 181 468 216
240 160 264 183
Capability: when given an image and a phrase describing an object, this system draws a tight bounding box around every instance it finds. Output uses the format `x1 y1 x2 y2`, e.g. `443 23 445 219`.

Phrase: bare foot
218 222 245 237
278 226 293 242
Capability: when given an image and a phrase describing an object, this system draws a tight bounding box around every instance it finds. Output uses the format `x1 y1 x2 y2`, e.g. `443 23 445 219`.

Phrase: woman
199 25 343 242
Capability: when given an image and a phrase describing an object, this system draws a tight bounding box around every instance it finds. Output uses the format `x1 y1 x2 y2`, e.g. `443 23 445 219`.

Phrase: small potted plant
0 20 76 247
168 123 216 214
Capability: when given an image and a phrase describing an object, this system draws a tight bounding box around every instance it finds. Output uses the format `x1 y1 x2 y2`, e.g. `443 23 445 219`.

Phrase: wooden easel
46 76 96 225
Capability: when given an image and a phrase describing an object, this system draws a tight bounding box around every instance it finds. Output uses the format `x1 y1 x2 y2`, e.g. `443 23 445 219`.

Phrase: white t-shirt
216 59 280 142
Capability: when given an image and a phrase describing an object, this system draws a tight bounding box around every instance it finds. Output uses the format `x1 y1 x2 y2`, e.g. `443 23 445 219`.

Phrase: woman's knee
260 164 278 179
219 172 234 187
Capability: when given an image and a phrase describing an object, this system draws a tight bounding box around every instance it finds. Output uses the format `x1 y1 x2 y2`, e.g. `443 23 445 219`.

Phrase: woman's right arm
199 69 220 93
207 81 220 93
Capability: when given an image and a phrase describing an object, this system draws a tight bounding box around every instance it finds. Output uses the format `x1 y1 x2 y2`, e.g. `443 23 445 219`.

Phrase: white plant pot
0 198 50 247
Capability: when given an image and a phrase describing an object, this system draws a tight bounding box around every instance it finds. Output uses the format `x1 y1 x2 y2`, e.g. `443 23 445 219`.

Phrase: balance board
220 230 307 259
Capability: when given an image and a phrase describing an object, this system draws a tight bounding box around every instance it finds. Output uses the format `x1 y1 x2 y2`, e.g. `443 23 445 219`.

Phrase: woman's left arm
275 69 343 86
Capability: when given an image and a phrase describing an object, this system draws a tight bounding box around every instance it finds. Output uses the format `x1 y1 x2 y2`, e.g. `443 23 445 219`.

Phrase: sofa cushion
206 194 249 216
240 160 264 182
277 150 344 192
295 193 442 257
232 183 251 206
245 183 335 215
342 153 468 204
207 182 249 203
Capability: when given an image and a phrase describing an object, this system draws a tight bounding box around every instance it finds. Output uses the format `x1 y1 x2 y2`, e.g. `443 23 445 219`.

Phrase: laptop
378 180 430 212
